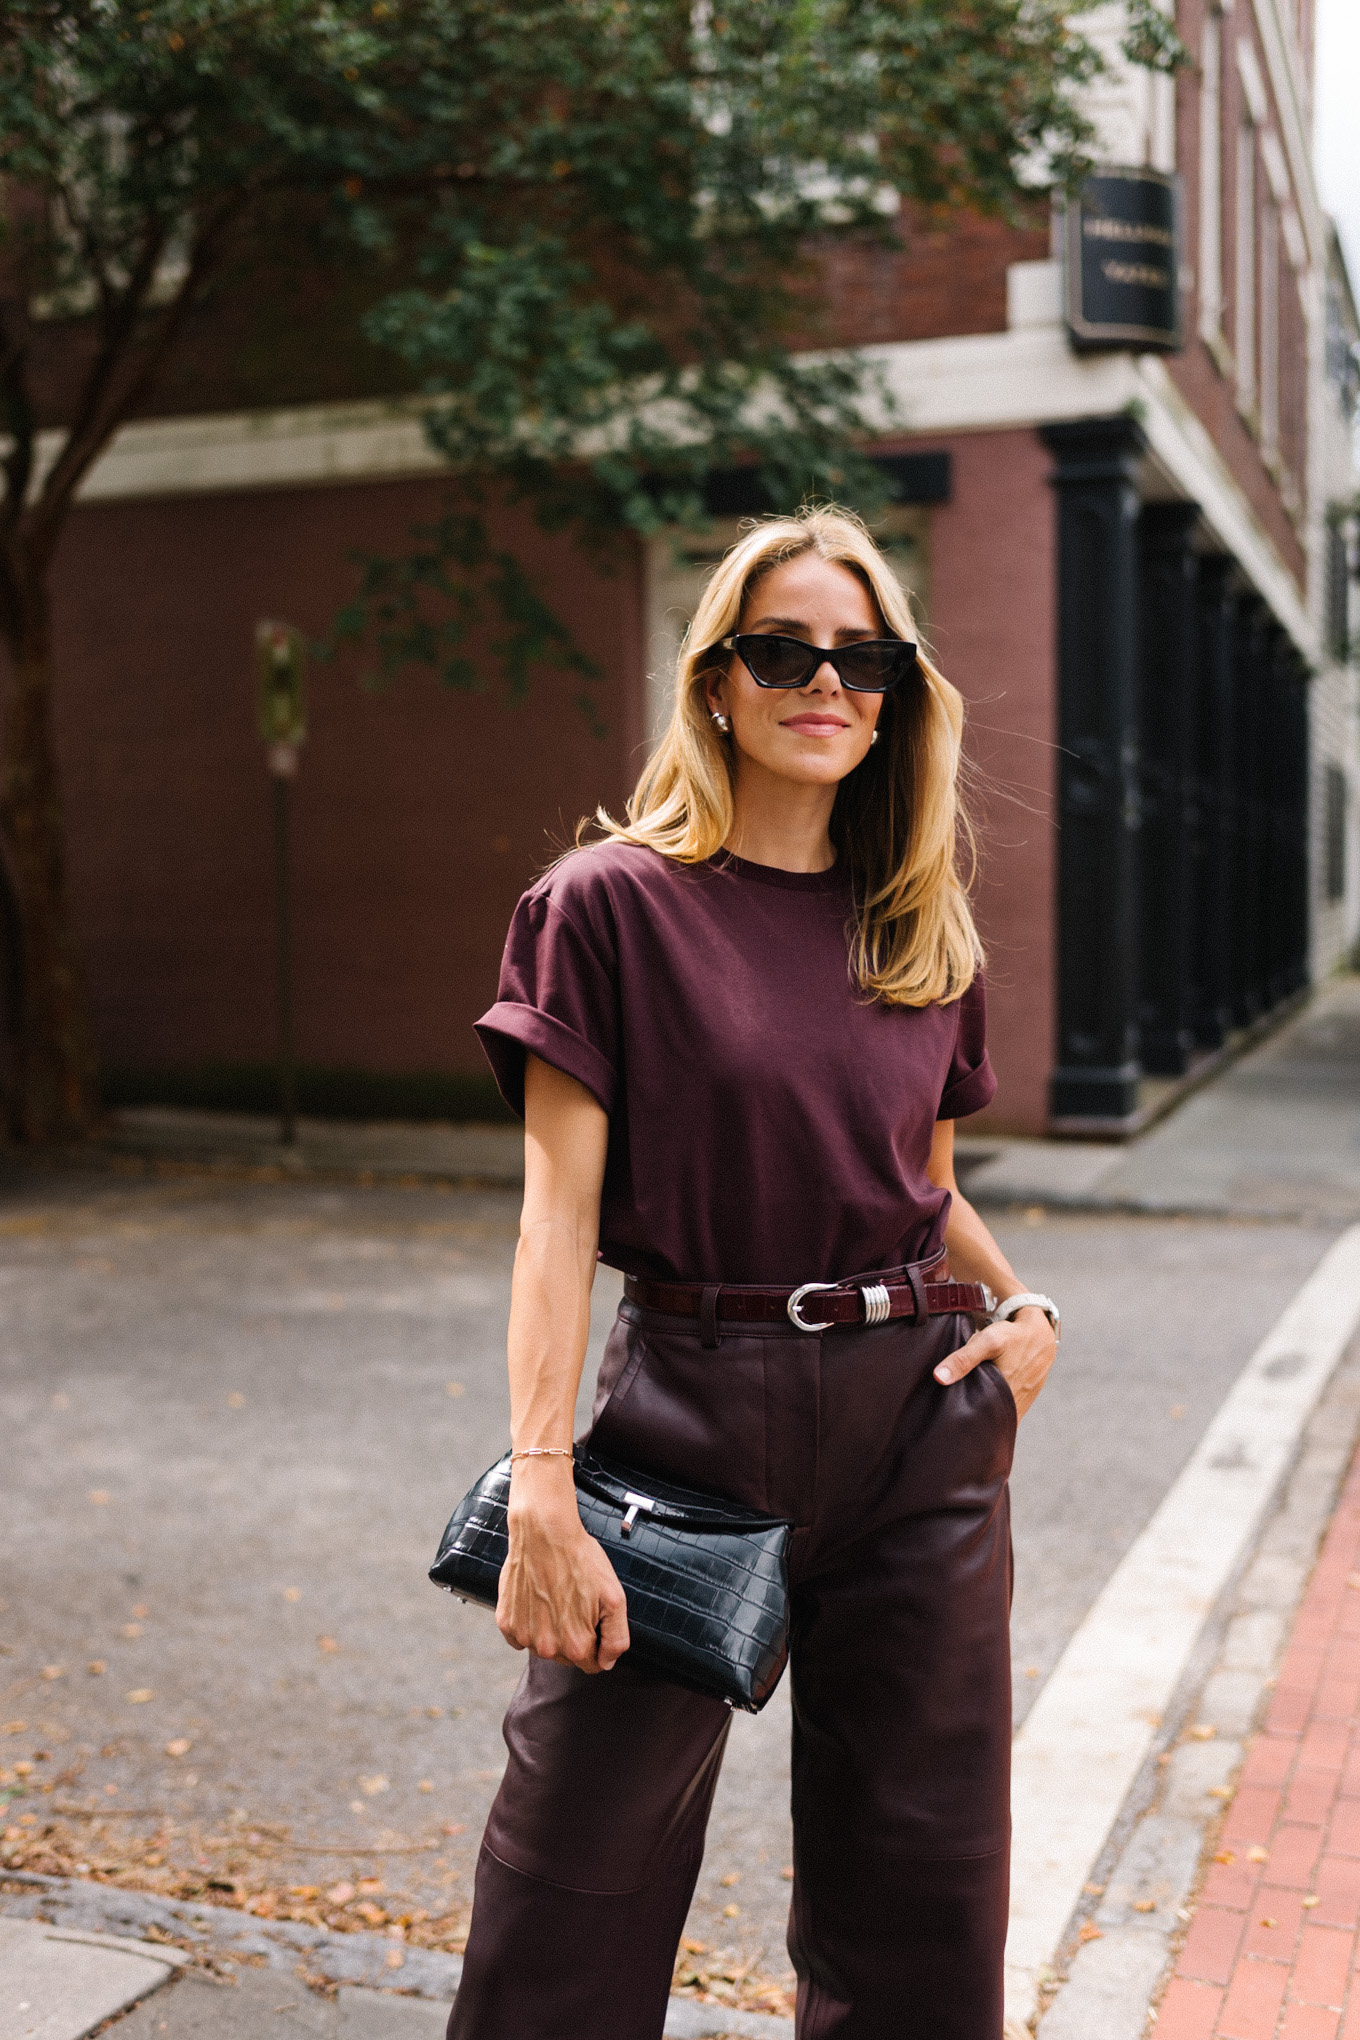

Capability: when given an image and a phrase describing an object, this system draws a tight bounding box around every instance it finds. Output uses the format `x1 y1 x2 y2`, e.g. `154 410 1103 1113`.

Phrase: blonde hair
592 506 981 1007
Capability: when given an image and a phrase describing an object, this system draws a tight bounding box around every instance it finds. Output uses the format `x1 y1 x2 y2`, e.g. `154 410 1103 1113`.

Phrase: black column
1042 417 1145 1123
1230 594 1270 1026
1137 502 1200 1075
1284 647 1311 995
1191 557 1237 1049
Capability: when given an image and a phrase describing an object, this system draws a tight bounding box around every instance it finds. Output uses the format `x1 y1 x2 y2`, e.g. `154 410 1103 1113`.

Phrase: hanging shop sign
1066 166 1182 352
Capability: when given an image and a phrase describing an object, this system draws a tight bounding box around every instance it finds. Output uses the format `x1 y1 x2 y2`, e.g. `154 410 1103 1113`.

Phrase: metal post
273 767 296 1145
255 619 308 1147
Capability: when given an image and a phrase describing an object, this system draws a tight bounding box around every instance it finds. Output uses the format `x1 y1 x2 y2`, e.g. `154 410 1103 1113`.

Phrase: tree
0 0 1119 1141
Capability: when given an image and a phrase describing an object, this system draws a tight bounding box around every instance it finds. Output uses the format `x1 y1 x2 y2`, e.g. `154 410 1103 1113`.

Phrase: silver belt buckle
787 1281 840 1332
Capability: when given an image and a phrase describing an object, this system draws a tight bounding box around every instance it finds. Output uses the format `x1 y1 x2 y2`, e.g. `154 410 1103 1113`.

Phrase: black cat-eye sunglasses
720 633 919 693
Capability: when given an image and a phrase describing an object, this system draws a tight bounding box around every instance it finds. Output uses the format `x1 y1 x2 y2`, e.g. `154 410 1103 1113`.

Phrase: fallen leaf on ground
1259 1917 1277 1929
781 1867 794 1880
122 1624 143 1638
357 1879 383 1894
89 1491 110 1505
719 1872 740 1887
1078 1923 1103 1944
165 1740 192 1758
1215 1851 1236 1864
1188 1724 1216 1741
326 1883 355 1905
1208 1786 1232 1799
445 1383 465 1399
1132 1899 1157 1913
1247 1846 1270 1863
723 1904 740 1918
318 1638 338 1654
3 1723 27 1736
418 1782 433 1793
40 1667 63 1681
132 1606 149 1620
283 1589 301 1603
126 1690 155 1705
360 1777 389 1797
1303 1895 1320 1908
355 1902 387 1925
87 1663 106 1676
227 1393 246 1408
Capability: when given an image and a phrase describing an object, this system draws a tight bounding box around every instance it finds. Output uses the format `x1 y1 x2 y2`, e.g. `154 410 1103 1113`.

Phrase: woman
452 507 1059 2040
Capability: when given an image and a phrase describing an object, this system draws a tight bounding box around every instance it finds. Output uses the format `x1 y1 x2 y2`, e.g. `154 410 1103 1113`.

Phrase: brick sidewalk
1157 1444 1360 2039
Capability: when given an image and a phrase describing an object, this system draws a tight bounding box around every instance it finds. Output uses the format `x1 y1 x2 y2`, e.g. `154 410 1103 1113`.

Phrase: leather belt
623 1261 996 1335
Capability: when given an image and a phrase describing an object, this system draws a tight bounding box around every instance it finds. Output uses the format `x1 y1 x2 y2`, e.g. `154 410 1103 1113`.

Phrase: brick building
24 0 1360 1135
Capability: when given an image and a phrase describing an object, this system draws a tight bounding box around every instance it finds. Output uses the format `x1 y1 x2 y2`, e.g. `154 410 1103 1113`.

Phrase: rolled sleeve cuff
938 1054 997 1121
474 1003 617 1120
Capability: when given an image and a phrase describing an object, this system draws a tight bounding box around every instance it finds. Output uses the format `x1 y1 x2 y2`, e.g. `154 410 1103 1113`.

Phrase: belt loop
700 1285 721 1349
907 1265 927 1326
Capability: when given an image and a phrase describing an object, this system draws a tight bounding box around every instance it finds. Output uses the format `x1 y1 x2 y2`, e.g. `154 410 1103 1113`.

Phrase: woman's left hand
933 1306 1056 1420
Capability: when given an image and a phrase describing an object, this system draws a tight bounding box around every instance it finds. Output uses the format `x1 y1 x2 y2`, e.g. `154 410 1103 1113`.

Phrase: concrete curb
0 1876 464 2000
0 1875 795 2037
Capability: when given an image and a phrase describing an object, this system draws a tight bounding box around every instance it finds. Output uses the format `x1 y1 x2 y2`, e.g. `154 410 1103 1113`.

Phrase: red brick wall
47 480 644 1078
1171 0 1308 586
908 426 1058 1136
809 212 1050 349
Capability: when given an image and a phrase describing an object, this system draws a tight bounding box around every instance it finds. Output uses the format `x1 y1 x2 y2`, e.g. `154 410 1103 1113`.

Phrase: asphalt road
0 1169 1340 1990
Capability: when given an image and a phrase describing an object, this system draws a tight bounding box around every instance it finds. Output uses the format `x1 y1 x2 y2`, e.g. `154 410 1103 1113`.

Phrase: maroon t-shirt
475 840 995 1286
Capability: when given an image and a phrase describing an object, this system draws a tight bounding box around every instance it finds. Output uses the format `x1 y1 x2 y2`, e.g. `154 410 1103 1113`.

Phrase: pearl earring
870 729 880 746
711 711 731 733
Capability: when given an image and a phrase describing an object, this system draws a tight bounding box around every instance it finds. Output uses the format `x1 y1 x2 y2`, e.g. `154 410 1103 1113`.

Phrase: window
1260 203 1280 460
1198 10 1223 344
1235 122 1256 413
1326 519 1351 665
1325 763 1348 903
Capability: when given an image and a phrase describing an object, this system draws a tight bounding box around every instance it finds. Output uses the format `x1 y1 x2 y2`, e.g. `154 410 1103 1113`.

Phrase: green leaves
1 0 1119 697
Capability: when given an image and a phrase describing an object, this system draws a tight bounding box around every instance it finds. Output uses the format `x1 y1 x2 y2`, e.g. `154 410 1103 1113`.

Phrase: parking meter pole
273 766 296 1146
255 619 308 1150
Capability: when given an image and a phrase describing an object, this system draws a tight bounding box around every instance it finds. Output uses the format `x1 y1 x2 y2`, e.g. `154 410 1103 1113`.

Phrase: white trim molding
30 396 446 505
35 299 1314 661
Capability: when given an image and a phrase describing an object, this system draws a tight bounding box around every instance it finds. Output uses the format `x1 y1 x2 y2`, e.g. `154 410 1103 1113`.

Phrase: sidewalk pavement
1154 1438 1360 2040
958 974 1360 1222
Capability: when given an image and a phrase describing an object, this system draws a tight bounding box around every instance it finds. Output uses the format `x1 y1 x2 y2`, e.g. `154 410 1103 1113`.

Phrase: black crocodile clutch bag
430 1448 791 1712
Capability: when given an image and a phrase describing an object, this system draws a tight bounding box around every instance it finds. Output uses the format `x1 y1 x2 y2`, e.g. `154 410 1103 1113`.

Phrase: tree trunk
0 554 99 1142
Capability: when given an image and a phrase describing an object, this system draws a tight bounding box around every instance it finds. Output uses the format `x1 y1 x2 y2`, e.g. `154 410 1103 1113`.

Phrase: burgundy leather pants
447 1297 1016 2040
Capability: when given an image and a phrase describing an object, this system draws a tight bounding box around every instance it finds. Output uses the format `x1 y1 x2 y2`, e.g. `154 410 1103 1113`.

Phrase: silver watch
993 1291 1060 1337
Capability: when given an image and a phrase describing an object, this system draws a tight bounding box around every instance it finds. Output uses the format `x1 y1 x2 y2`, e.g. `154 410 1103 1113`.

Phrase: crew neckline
705 850 849 893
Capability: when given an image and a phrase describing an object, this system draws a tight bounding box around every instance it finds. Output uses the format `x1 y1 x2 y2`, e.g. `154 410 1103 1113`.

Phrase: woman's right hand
497 1458 631 1674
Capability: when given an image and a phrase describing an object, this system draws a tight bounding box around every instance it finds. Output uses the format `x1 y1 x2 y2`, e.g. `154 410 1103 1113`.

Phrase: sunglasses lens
737 636 814 688
839 643 916 691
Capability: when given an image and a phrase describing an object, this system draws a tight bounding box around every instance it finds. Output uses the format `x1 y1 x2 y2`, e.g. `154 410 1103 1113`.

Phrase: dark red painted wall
47 480 644 1078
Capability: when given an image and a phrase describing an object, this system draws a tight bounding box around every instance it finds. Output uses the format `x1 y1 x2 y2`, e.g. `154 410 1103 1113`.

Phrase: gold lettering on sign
1083 218 1175 249
1101 260 1170 288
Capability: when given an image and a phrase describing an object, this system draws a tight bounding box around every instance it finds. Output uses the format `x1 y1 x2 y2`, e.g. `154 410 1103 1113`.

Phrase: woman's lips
780 714 849 734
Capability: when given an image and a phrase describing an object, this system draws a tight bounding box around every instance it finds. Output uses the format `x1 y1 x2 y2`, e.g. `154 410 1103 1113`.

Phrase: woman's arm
495 1053 629 1674
926 1119 1057 1419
